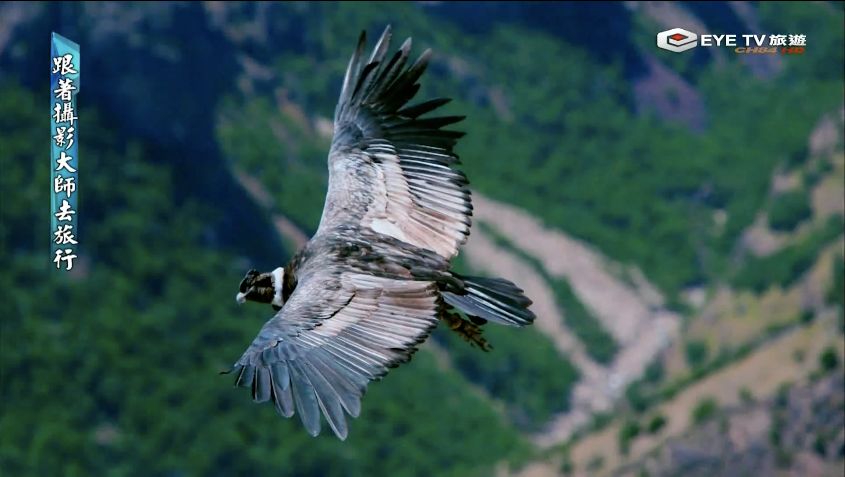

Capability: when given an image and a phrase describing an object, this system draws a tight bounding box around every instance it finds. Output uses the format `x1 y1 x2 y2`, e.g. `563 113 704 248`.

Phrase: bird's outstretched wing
230 264 440 439
316 26 472 260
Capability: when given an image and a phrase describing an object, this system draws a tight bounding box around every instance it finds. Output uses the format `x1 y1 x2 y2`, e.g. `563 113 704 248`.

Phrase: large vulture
229 26 535 440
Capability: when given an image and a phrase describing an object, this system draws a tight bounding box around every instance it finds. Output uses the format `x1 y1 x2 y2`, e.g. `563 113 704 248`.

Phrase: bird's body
229 26 535 440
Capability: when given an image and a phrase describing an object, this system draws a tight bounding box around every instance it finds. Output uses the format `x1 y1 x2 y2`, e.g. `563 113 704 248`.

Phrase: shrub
803 159 833 188
800 309 816 325
646 414 667 434
685 340 709 368
625 381 651 413
643 359 665 384
618 419 641 454
691 397 718 424
819 346 839 372
768 189 812 232
559 457 574 475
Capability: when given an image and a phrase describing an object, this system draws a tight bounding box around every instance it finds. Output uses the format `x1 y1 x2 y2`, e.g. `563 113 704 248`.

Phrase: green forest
1 2 843 476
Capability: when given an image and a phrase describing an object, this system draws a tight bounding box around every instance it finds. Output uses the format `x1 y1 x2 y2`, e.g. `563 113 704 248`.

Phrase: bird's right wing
316 26 472 260
230 265 440 440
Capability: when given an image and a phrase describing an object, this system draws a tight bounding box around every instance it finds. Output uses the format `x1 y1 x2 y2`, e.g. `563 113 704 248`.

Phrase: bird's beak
236 292 246 305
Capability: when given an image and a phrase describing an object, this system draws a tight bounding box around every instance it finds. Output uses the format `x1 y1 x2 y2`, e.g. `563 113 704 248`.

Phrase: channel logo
656 28 698 53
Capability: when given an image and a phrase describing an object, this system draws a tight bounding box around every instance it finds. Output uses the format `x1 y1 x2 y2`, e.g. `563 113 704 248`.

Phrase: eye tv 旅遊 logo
656 28 698 52
657 28 806 55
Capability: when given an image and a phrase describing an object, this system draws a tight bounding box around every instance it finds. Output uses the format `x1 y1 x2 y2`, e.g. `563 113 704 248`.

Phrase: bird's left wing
316 26 472 260
230 265 440 440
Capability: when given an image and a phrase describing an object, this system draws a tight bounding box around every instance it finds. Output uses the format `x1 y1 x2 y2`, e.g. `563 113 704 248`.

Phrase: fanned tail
442 274 535 327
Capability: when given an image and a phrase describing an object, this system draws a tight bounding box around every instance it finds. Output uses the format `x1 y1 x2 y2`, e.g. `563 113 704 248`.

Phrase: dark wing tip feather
397 98 452 118
368 25 392 64
335 30 452 134
400 37 412 55
335 29 369 120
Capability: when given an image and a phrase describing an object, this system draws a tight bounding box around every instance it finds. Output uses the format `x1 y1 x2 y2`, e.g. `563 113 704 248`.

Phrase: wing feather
289 361 322 436
318 27 472 260
270 365 295 417
231 268 440 439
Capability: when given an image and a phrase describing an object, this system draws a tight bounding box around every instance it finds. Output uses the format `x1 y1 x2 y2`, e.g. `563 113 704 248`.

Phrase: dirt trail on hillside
569 311 844 476
461 225 613 440
463 194 681 446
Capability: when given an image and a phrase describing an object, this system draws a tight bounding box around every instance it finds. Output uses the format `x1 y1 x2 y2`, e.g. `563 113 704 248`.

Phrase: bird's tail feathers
443 274 535 327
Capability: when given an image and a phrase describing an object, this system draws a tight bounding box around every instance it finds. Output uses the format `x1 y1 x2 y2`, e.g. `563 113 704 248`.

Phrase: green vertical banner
50 32 80 271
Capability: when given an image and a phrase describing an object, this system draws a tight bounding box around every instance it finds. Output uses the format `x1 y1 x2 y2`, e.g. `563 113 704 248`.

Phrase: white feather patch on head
236 292 246 304
271 267 285 307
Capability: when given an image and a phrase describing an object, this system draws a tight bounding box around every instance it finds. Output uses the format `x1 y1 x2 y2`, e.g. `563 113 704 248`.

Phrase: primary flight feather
229 26 536 440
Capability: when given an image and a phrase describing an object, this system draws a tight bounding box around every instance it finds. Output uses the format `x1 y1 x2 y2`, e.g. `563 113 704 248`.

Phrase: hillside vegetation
1 2 843 476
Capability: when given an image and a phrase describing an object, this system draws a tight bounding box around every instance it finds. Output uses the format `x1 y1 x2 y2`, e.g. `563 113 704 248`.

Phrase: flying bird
228 26 536 440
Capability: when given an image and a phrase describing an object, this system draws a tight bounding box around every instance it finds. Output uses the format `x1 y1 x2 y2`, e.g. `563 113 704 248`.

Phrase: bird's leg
440 309 492 351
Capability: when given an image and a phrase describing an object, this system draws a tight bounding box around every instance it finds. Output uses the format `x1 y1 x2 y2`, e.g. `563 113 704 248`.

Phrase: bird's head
236 268 285 310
